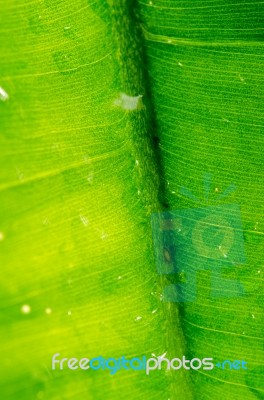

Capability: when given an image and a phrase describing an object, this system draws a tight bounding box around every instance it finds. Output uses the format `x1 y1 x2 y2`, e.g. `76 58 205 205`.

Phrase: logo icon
151 174 246 302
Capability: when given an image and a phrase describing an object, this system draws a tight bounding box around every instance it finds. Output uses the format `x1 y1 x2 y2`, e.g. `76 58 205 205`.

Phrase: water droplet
135 316 142 321
0 86 9 101
21 304 31 314
117 276 122 280
114 93 143 111
45 307 52 315
0 232 5 241
178 62 183 67
67 310 72 316
151 309 157 314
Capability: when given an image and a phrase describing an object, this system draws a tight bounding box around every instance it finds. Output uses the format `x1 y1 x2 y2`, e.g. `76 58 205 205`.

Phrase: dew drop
45 307 52 315
178 62 183 67
135 316 142 321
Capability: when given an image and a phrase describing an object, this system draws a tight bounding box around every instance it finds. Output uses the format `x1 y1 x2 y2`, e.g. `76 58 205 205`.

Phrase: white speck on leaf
114 93 143 111
87 173 93 184
45 308 52 315
0 232 5 241
0 86 9 101
135 316 142 321
42 218 50 226
80 215 89 226
178 62 183 67
16 167 25 181
101 231 108 240
21 304 31 314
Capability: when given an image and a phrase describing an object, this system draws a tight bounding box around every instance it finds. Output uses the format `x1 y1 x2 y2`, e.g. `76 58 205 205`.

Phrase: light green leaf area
138 0 264 399
0 1 182 399
0 1 263 400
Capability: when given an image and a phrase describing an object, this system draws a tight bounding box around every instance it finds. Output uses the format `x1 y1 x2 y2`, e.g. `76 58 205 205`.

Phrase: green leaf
138 0 264 398
0 1 263 399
